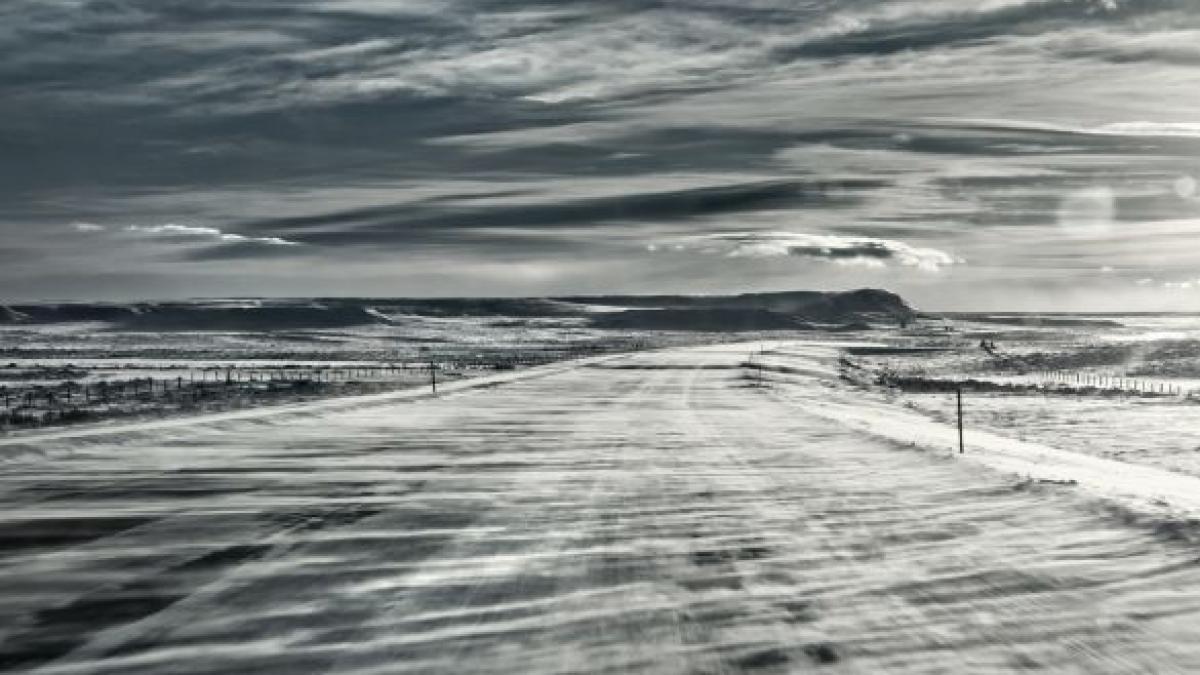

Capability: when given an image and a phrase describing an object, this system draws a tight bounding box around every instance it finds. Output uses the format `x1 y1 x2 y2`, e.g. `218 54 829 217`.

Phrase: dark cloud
231 178 888 249
0 248 28 263
182 240 310 261
658 231 960 272
777 0 1193 61
790 242 895 261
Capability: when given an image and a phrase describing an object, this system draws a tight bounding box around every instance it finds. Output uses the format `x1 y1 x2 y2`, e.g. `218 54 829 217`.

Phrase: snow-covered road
4 342 1200 673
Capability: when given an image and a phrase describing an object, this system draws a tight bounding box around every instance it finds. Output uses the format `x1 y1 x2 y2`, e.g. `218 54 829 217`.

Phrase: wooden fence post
957 387 965 454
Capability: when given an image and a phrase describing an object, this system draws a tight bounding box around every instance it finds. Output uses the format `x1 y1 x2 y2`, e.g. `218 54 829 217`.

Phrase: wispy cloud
947 118 1200 140
124 224 298 247
1163 279 1200 290
63 222 302 264
653 231 961 272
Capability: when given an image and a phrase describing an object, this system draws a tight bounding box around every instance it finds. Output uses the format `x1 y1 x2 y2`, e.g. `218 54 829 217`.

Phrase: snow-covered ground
759 345 1200 517
896 391 1200 481
4 342 1200 672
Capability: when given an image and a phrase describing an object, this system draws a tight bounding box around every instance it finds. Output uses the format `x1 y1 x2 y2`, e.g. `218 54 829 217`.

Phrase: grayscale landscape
6 0 1200 672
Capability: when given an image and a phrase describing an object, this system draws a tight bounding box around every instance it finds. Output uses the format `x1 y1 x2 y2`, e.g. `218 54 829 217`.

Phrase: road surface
3 343 1200 673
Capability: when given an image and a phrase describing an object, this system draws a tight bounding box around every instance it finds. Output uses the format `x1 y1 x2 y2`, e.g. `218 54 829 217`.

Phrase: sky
3 0 1200 310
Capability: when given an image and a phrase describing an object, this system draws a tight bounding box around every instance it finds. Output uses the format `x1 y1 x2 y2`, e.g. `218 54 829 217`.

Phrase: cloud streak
654 231 961 272
124 224 298 247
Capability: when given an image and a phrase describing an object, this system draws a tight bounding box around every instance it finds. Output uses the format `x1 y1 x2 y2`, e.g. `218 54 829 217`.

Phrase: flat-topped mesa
722 288 914 323
572 288 915 331
556 287 911 316
590 308 816 332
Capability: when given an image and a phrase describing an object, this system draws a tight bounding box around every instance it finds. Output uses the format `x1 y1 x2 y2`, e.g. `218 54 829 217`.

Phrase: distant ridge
575 289 913 331
0 288 913 332
590 308 815 332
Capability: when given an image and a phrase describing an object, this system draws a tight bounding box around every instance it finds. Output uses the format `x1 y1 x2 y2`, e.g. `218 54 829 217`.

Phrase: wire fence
864 365 1196 400
0 341 652 431
0 364 433 429
1034 370 1189 397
